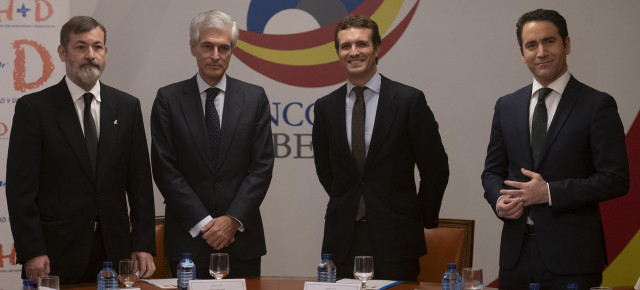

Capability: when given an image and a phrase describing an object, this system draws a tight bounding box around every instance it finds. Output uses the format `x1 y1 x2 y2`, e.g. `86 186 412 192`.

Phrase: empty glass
353 256 374 289
37 275 59 290
462 268 483 289
119 259 140 288
209 253 230 279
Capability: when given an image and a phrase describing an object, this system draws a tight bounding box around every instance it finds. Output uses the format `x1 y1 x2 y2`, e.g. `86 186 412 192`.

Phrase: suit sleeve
411 91 449 229
548 94 630 212
481 98 509 217
126 99 156 254
6 97 48 263
151 89 211 231
224 89 274 227
312 100 333 195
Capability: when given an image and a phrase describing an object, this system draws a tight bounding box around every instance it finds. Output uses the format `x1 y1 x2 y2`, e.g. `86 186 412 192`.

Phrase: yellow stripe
602 229 640 286
236 40 337 66
236 0 404 66
370 0 404 35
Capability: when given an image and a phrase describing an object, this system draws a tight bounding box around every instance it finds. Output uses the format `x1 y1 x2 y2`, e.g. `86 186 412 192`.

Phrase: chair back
417 218 475 282
149 216 172 278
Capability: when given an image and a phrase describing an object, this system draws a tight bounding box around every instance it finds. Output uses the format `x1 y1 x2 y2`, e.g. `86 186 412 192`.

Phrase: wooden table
62 276 494 290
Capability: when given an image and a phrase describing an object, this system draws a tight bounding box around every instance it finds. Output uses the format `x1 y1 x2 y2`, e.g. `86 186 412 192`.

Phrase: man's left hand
131 251 156 278
500 168 549 206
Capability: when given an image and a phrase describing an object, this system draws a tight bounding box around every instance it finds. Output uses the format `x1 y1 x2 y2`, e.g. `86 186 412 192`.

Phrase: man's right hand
496 194 524 219
25 255 50 281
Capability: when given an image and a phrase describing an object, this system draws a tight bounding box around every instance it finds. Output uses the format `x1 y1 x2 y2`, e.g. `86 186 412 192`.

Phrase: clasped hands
496 168 549 220
200 216 239 250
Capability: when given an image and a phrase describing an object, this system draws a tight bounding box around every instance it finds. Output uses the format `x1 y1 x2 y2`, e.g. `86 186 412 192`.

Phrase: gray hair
190 10 239 49
60 16 106 48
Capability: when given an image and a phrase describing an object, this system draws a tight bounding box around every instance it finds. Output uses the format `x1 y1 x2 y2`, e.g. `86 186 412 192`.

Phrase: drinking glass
462 268 483 289
353 256 374 289
37 275 59 290
209 253 230 279
119 259 140 288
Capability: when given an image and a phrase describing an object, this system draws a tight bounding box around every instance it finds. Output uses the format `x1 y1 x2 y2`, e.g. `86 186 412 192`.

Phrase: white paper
634 275 639 289
304 281 361 290
190 278 247 290
141 278 178 289
337 279 401 289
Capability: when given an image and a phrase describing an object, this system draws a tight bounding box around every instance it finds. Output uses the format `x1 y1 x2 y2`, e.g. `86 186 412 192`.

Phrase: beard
66 59 106 87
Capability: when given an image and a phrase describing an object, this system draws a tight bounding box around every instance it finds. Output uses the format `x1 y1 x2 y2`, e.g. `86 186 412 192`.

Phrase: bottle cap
182 252 191 258
529 283 541 290
321 253 332 260
103 261 112 267
447 263 457 270
567 283 578 290
23 279 34 286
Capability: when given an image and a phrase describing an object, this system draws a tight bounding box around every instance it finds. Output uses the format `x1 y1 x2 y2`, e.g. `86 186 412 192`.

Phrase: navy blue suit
482 76 629 276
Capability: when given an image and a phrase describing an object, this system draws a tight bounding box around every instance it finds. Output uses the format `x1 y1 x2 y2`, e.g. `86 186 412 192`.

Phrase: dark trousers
499 235 602 290
170 248 261 279
335 221 420 281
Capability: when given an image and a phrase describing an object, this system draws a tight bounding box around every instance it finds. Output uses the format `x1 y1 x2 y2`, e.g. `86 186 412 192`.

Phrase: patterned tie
531 87 552 169
205 87 221 165
83 93 98 174
352 86 367 220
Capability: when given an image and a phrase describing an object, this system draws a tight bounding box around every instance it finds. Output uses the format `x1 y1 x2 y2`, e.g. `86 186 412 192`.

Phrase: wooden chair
417 218 475 282
149 216 172 278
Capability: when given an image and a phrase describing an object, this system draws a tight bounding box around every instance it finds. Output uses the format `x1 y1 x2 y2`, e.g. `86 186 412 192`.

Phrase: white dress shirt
67 76 101 138
345 73 381 156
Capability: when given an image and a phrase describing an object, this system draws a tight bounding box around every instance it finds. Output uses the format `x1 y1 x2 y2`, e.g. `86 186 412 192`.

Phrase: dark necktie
83 93 98 174
352 86 366 220
531 88 552 169
205 87 221 165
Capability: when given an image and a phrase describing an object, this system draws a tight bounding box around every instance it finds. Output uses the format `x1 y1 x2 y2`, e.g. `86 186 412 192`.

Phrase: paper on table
634 275 639 289
337 279 403 289
141 278 178 289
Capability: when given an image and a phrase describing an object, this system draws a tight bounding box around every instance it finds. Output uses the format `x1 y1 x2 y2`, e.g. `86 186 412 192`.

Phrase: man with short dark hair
312 15 449 281
151 9 274 279
482 8 629 289
6 16 156 284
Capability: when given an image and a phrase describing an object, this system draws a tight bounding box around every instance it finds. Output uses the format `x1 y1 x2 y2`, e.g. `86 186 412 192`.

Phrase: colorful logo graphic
234 0 420 87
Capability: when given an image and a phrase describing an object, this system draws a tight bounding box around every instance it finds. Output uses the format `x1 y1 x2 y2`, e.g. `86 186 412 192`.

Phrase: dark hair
516 9 568 50
60 16 106 48
333 15 381 52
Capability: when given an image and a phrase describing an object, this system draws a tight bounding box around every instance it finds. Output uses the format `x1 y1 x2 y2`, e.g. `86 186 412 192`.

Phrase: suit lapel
217 77 244 171
53 79 96 184
179 76 216 174
327 85 355 165
366 76 397 170
516 85 534 169
541 76 581 166
96 83 119 188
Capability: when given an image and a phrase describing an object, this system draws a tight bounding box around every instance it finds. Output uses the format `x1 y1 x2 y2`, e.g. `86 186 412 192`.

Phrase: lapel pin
114 120 118 125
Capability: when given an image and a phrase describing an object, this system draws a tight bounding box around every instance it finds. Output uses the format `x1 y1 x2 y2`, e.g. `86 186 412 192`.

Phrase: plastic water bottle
529 283 541 290
177 252 196 290
21 279 35 290
567 283 579 290
97 261 118 290
317 253 337 283
441 263 462 290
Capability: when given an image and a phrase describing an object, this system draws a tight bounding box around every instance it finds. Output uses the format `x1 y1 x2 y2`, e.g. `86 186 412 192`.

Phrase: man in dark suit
151 9 273 279
482 9 629 289
312 15 449 281
6 16 156 284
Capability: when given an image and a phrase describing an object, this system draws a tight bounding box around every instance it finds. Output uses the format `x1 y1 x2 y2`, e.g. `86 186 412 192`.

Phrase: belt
525 224 536 236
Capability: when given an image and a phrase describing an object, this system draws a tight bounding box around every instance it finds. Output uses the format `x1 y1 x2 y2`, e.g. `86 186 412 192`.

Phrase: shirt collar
346 73 381 95
197 73 227 94
531 70 571 97
66 76 101 103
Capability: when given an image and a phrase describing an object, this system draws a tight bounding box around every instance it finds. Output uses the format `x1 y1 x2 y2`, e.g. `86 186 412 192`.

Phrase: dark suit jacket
6 78 156 284
150 75 274 262
312 75 449 263
482 76 629 274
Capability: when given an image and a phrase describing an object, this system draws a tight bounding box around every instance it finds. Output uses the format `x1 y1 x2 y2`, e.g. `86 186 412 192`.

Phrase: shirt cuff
189 215 213 237
547 183 552 206
227 215 245 232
